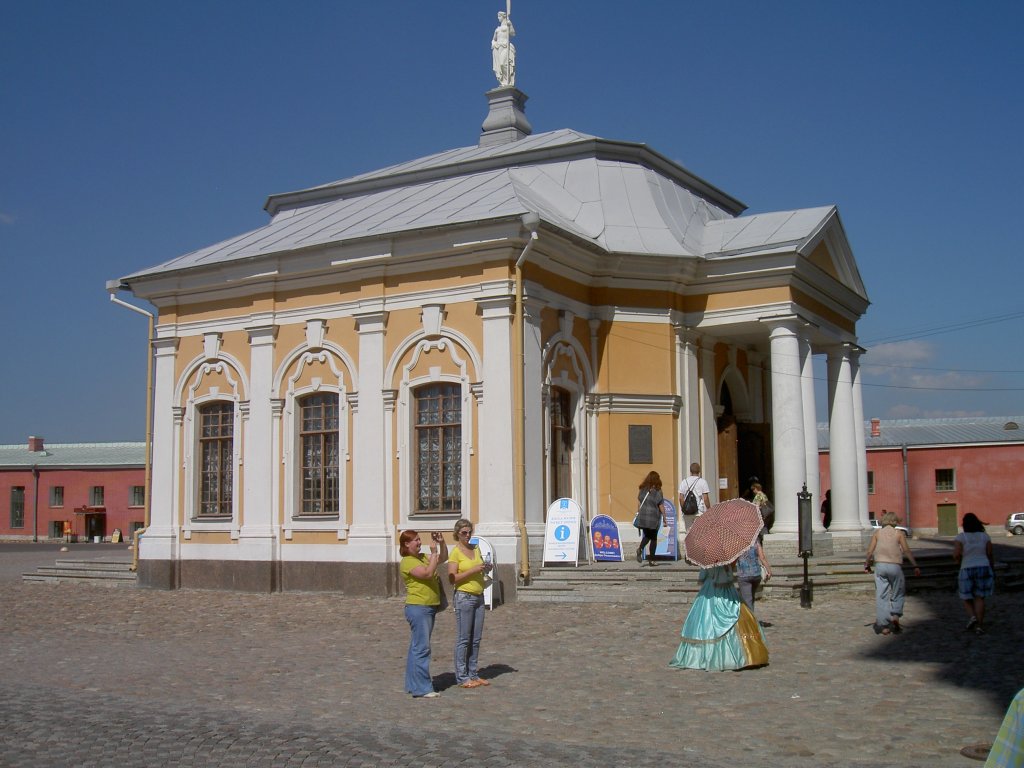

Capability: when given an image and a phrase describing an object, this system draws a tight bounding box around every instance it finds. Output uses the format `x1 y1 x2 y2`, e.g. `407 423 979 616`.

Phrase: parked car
868 518 913 538
1006 512 1024 536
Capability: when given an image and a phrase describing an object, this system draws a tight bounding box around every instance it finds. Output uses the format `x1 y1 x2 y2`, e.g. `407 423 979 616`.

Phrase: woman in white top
952 512 994 635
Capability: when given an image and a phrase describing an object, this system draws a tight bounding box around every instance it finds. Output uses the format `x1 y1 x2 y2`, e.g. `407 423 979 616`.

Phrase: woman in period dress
670 561 769 671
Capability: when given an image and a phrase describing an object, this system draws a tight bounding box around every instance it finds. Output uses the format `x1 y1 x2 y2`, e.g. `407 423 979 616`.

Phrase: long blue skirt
670 566 768 671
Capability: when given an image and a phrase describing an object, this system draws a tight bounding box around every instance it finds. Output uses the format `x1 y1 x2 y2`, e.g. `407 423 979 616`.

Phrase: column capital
153 336 180 356
246 324 278 346
475 295 515 318
353 309 388 334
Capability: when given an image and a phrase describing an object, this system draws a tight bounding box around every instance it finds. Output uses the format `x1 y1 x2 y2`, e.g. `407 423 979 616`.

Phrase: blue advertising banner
590 514 623 561
654 499 679 560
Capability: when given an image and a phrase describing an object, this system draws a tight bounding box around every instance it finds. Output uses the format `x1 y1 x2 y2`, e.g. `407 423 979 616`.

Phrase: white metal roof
122 128 842 283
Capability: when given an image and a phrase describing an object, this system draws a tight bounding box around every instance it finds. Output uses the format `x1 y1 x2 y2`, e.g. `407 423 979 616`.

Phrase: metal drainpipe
514 213 540 583
901 443 910 531
31 466 39 543
109 293 155 572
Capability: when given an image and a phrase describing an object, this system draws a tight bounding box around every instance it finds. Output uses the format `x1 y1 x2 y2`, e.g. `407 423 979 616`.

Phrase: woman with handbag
399 529 449 698
635 471 668 565
448 518 493 689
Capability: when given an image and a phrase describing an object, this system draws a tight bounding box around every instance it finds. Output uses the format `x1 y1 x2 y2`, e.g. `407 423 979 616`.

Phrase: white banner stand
542 497 585 566
471 535 497 609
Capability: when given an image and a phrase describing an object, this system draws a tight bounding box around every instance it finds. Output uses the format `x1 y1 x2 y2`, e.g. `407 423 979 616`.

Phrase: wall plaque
628 425 652 464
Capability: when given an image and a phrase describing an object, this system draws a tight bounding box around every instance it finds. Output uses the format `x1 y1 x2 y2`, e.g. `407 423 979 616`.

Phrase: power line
862 310 1024 346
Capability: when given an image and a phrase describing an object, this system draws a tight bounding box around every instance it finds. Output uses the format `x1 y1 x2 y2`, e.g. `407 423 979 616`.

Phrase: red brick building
0 437 145 542
819 417 1023 536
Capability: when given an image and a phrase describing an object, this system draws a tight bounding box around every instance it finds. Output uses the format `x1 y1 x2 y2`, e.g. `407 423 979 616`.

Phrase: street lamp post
797 483 814 608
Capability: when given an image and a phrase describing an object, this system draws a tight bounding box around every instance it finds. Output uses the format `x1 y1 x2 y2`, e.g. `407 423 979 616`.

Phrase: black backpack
682 482 699 515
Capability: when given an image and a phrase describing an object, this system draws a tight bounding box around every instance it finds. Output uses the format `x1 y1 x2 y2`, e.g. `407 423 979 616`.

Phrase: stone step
515 553 1001 604
22 558 137 587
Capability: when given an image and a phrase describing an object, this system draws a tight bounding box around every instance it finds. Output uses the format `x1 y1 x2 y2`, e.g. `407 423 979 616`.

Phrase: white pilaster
747 350 765 423
523 298 545 527
768 321 806 534
799 334 823 531
679 330 701 478
827 344 860 531
476 296 516 536
699 343 718 504
350 309 390 551
140 336 180 560
240 324 277 548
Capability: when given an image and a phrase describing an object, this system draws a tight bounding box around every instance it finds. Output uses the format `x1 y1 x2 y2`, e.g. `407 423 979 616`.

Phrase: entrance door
549 387 574 505
717 415 739 500
937 504 958 537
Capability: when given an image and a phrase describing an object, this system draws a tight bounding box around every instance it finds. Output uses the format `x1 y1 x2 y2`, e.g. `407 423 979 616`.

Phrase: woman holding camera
449 518 493 689
399 529 448 698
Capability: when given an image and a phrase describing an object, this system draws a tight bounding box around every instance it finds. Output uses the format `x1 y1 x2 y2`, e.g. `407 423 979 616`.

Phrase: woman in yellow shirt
399 529 448 698
448 518 492 689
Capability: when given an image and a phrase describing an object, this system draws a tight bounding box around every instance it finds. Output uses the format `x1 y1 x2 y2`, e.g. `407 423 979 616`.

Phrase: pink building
0 437 145 542
819 417 1023 535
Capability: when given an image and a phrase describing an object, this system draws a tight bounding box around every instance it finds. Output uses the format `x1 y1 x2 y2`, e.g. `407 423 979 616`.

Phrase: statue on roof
491 10 516 87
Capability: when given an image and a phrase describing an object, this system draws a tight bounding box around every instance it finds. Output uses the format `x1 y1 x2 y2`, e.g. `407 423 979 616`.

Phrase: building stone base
137 559 521 601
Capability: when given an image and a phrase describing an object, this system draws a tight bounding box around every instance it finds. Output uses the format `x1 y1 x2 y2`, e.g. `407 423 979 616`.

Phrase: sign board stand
542 497 585 566
470 535 497 609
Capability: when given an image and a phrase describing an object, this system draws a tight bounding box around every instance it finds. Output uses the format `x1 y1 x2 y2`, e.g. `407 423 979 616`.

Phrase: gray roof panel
0 442 145 469
817 417 1024 451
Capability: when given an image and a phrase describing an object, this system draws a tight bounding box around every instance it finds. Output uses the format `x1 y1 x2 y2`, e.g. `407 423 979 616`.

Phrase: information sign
654 499 680 560
542 497 584 566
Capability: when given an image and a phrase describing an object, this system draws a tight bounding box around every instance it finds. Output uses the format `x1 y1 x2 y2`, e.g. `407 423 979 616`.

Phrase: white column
476 296 517 537
768 321 806 534
827 344 860 532
699 343 718 504
350 309 390 550
851 348 869 525
679 330 701 476
799 334 824 531
240 324 277 546
141 336 180 559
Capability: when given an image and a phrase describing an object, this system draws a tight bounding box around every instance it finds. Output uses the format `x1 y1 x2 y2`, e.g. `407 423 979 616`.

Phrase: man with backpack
678 462 712 519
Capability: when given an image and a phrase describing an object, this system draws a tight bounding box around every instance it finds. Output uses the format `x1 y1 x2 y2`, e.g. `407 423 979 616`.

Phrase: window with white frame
298 393 340 515
935 468 955 492
130 486 145 507
866 471 875 494
413 383 461 514
50 485 64 507
10 487 25 528
198 401 234 517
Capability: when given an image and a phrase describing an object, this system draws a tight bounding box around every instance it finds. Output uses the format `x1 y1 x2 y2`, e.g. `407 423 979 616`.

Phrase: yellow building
112 85 869 596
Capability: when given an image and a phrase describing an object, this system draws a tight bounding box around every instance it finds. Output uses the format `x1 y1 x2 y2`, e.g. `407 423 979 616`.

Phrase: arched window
298 393 340 515
414 383 461 513
198 401 234 517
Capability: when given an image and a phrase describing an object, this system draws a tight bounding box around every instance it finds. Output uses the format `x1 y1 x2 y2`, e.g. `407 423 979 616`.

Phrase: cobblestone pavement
1 556 1022 766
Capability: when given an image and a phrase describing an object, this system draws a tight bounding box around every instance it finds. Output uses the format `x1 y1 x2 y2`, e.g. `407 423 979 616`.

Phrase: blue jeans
874 562 905 629
453 591 485 684
404 604 437 696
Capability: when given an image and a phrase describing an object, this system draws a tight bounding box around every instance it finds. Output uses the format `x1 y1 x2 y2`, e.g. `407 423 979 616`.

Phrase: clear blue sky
2 0 1021 444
